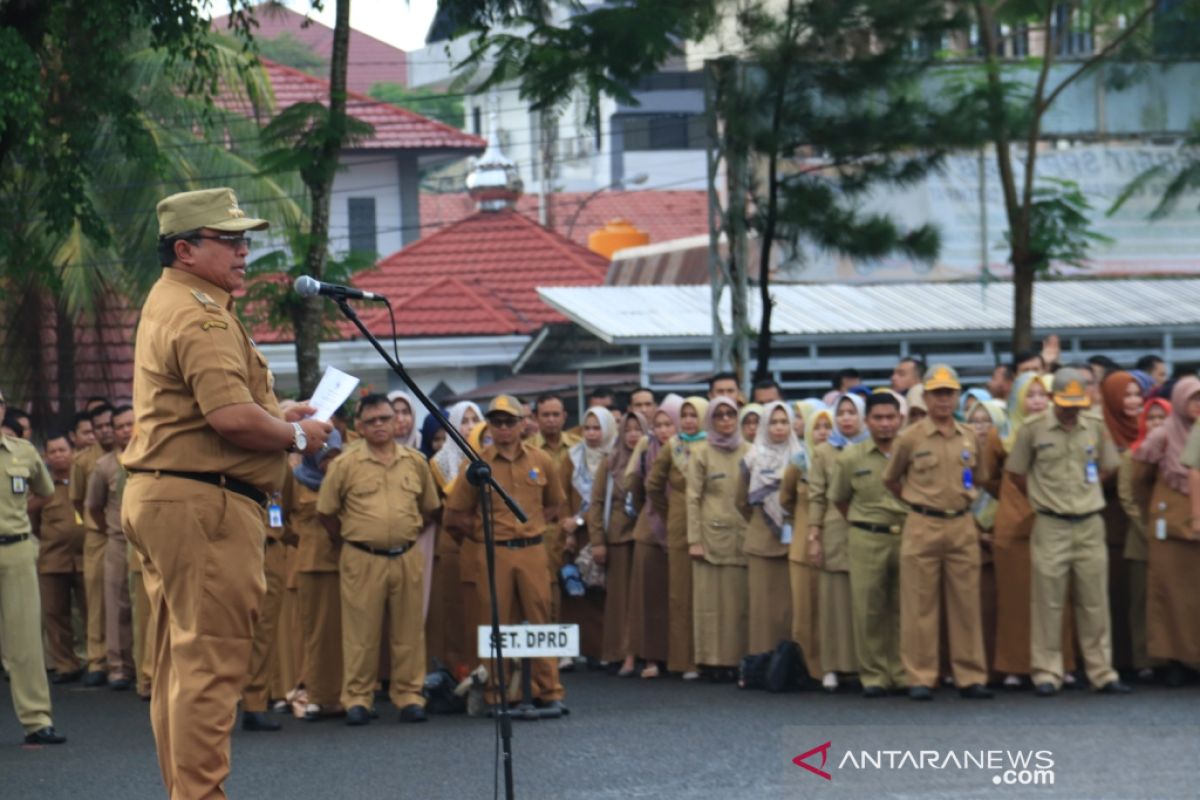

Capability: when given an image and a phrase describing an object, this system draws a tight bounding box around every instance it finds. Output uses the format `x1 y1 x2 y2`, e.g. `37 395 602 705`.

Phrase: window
618 113 707 151
472 106 482 135
347 197 377 256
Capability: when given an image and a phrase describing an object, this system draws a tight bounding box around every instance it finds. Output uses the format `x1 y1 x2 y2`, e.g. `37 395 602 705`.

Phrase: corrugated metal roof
537 279 1200 344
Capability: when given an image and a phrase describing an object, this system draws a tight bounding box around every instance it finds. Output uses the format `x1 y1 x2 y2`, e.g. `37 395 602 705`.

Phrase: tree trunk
293 0 352 398
54 296 76 428
1011 254 1035 356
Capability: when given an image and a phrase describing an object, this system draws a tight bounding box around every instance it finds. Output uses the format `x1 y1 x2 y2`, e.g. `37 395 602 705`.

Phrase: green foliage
1016 177 1113 273
368 83 466 129
259 102 375 188
1108 123 1200 219
256 32 328 74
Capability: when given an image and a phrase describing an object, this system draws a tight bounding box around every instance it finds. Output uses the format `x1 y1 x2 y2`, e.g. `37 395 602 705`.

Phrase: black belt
497 535 544 549
348 540 414 558
126 468 269 508
0 534 29 546
852 521 902 535
909 504 967 519
1035 509 1099 524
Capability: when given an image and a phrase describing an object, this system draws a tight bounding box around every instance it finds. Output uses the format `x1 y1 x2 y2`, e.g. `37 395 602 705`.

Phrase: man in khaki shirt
0 410 65 745
1006 367 1129 696
122 188 330 799
319 394 440 725
830 392 908 696
445 394 568 712
85 404 135 689
35 432 87 683
528 393 580 620
884 364 991 700
72 401 114 687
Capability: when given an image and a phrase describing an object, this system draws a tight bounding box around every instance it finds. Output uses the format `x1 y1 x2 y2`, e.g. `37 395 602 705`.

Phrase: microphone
294 275 386 302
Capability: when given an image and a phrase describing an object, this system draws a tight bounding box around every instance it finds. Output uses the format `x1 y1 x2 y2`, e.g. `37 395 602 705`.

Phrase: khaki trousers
899 514 987 688
339 543 426 710
104 533 133 679
848 528 905 689
130 561 154 696
39 570 86 675
124 475 266 800
242 539 285 713
83 529 108 672
475 542 563 704
1030 513 1117 689
297 571 342 707
1 538 53 733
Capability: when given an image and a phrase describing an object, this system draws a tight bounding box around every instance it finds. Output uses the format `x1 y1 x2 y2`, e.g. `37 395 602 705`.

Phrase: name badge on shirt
11 475 26 495
781 523 794 545
1085 461 1099 484
268 503 284 529
1155 517 1167 541
961 450 973 490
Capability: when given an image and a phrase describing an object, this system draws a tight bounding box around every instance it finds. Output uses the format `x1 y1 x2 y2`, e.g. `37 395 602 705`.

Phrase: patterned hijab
743 401 803 536
570 408 618 508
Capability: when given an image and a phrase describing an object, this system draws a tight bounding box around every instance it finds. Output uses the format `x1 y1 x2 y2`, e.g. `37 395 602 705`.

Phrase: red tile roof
244 60 484 152
419 190 709 249
212 4 408 94
254 209 608 342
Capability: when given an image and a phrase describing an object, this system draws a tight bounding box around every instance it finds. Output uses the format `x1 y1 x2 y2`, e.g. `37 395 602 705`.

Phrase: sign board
477 624 580 659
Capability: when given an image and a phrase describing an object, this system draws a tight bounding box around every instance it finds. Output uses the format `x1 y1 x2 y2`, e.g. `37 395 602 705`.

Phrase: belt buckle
889 525 901 535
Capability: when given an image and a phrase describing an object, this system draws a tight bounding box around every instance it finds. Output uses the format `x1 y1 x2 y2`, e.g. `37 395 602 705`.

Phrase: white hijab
742 401 802 536
431 401 482 483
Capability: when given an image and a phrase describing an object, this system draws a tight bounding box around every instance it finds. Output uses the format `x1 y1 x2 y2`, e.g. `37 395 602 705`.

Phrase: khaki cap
923 363 962 391
485 394 524 418
1052 368 1091 408
157 188 269 238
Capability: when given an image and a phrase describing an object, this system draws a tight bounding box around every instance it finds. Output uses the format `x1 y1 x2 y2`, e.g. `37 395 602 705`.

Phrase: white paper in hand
308 366 359 422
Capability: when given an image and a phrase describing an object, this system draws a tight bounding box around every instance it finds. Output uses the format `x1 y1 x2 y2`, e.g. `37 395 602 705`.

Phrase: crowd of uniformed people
1 188 1198 800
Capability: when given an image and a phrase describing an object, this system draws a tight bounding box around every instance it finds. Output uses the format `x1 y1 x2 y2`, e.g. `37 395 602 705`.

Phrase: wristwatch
288 422 307 453
574 515 585 527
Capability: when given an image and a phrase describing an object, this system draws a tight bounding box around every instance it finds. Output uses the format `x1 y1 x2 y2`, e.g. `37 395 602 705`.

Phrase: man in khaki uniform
72 401 114 686
122 187 330 799
85 404 135 689
35 432 88 683
528 393 579 620
883 364 992 701
318 394 440 725
1005 368 1131 696
830 392 908 696
0 402 66 744
445 395 568 712
238 481 290 732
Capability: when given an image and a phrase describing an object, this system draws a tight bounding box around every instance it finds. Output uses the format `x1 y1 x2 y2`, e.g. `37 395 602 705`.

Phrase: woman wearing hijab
686 396 751 678
966 400 1006 683
980 373 1076 687
1132 376 1200 685
419 413 446 459
562 408 618 661
737 401 801 654
585 411 647 676
425 405 482 674
286 430 345 719
625 396 683 679
780 403 831 681
386 390 422 448
647 396 707 680
807 393 867 691
1119 396 1172 681
1099 371 1145 673
739 403 763 443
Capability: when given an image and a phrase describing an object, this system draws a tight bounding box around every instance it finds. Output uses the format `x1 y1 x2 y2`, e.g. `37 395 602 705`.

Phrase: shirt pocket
910 451 939 488
7 465 30 495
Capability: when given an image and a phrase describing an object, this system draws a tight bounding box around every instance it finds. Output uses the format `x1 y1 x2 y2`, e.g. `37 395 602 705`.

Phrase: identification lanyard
268 500 284 529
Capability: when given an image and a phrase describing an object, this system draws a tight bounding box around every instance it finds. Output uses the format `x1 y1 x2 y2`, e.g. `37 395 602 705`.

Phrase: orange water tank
587 218 650 259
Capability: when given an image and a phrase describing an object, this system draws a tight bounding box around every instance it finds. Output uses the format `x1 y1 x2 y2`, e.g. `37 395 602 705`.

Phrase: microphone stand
332 297 522 800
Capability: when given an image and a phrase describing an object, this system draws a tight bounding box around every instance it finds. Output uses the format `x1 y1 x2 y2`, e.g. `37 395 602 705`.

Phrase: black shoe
398 704 428 723
539 700 569 716
109 678 133 692
345 705 370 726
1096 680 1133 695
862 686 888 699
24 726 66 745
959 684 994 700
1165 663 1186 688
241 711 281 732
1034 682 1057 697
908 686 933 701
82 671 107 688
50 669 84 685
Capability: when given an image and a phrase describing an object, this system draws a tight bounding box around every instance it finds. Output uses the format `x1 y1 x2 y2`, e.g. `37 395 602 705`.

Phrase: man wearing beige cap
122 187 332 799
1005 367 1131 697
884 364 992 701
444 394 569 713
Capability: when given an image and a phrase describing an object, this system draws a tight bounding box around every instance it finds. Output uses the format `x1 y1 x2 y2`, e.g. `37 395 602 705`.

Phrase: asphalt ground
3 669 1198 799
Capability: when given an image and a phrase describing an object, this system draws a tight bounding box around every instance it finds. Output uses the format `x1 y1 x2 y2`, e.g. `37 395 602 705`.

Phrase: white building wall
327 153 405 259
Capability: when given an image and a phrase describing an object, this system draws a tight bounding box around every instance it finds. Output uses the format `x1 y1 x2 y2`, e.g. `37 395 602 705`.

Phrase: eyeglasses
487 416 521 428
712 409 737 420
361 415 395 427
186 233 253 250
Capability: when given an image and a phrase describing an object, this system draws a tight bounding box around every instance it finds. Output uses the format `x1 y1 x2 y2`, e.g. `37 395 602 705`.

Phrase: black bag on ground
765 639 807 693
423 662 466 714
738 651 772 690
